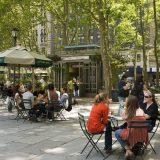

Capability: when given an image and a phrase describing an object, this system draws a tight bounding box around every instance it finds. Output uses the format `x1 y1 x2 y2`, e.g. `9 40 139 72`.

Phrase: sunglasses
144 96 151 98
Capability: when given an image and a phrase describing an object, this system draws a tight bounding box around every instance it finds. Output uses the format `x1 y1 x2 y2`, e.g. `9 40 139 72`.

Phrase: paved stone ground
0 98 159 160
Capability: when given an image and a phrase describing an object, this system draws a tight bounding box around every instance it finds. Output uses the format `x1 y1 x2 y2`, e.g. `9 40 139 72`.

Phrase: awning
64 44 100 50
62 56 90 62
128 67 142 73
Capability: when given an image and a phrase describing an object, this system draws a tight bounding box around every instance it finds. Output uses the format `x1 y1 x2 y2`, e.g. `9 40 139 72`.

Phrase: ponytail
94 92 108 104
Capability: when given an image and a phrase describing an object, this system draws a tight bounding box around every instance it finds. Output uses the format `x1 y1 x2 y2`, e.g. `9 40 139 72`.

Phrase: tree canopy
0 0 160 90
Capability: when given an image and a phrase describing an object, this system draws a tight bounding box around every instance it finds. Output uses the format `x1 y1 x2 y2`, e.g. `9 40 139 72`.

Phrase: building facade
34 11 158 94
53 45 103 95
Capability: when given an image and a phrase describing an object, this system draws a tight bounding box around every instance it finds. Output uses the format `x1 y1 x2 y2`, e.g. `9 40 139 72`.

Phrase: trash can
79 83 85 97
111 90 119 102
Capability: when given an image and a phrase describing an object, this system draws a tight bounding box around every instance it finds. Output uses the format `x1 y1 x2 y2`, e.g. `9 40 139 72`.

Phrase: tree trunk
106 14 113 92
133 49 137 80
153 0 159 86
62 0 69 45
95 0 111 95
133 35 137 80
134 15 138 80
98 14 111 95
139 5 148 84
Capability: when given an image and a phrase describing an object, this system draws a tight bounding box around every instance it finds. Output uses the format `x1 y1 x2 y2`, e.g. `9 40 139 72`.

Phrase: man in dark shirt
131 75 144 107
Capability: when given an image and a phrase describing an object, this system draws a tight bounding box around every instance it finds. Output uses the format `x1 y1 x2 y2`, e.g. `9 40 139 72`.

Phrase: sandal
125 149 135 160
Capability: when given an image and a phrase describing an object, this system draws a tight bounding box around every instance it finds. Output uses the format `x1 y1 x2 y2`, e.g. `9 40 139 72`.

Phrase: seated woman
36 90 47 117
87 93 112 153
140 91 159 132
60 86 69 108
115 95 147 160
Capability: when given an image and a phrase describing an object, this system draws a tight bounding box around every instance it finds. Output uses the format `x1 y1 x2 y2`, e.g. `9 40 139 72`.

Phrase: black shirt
6 87 13 97
131 83 144 106
141 102 158 127
118 80 129 98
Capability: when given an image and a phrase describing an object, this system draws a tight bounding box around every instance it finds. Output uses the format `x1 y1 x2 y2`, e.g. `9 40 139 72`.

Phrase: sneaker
125 149 135 160
41 114 46 118
105 149 112 154
49 119 53 122
104 147 112 154
36 117 41 122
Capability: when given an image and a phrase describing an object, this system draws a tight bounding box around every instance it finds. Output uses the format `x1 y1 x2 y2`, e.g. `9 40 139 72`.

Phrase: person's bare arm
144 113 151 119
122 110 127 120
15 93 19 101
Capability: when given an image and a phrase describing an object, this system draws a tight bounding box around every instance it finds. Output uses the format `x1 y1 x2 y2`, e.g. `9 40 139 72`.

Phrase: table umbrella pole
18 64 20 83
8 67 11 80
32 67 35 92
14 66 16 84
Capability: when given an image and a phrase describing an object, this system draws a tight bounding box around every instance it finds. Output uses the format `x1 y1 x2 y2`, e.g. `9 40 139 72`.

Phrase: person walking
87 93 112 153
73 78 79 97
117 75 130 116
67 79 74 94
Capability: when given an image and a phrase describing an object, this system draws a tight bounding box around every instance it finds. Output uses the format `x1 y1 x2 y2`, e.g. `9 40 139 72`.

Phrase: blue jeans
115 129 127 147
105 121 112 150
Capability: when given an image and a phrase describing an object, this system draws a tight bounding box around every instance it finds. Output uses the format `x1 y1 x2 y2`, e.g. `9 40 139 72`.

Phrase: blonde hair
94 92 108 104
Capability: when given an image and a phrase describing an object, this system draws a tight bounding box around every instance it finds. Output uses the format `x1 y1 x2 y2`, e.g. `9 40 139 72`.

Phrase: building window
137 54 141 62
41 47 45 54
35 30 38 42
40 29 44 42
43 29 46 42
40 29 46 43
59 37 62 46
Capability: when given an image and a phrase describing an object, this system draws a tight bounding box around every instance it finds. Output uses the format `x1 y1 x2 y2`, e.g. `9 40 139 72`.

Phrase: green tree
153 0 159 86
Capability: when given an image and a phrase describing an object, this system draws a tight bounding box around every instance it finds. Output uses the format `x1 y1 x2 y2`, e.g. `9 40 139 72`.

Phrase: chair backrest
149 115 160 138
127 120 151 156
127 120 150 139
22 99 32 109
128 120 150 129
78 112 89 135
155 114 160 129
48 100 61 112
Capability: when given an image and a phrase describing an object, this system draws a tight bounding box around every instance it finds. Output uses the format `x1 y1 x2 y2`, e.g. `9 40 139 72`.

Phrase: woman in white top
60 86 69 108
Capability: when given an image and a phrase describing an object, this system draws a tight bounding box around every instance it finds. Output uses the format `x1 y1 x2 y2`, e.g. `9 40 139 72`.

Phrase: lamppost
12 28 19 46
11 28 19 84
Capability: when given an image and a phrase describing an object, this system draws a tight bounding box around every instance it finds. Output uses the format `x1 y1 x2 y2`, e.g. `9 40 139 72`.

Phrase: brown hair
26 84 32 91
125 95 139 120
94 92 108 104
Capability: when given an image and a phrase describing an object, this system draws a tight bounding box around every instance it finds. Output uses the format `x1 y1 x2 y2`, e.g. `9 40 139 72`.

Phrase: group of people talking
87 90 158 159
14 83 69 122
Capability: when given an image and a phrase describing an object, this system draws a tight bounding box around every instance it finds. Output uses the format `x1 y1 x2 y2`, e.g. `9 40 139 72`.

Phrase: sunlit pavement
0 98 159 160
